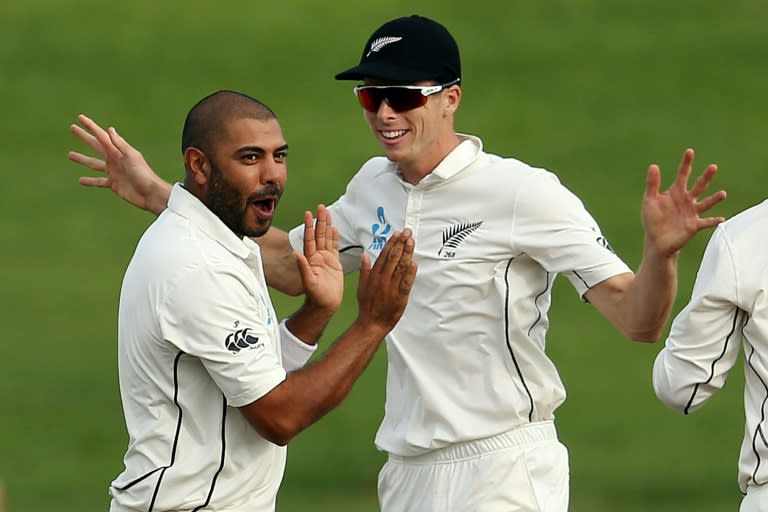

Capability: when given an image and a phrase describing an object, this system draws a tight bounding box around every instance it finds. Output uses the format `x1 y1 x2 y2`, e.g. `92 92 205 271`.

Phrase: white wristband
279 319 318 372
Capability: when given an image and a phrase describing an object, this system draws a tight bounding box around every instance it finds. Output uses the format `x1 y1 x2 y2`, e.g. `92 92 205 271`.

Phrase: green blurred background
1 1 765 510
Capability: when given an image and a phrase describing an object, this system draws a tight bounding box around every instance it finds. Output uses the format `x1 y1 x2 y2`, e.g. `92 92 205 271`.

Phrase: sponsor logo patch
369 206 392 251
225 328 263 353
596 236 616 254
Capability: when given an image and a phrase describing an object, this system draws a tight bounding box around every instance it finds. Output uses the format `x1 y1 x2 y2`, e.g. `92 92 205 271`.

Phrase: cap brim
334 61 436 82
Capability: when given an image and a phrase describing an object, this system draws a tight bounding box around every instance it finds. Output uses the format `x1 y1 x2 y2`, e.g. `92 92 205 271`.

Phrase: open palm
642 148 727 256
294 206 344 311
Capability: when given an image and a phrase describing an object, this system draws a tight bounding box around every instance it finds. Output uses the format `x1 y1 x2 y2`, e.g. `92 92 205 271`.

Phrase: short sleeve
512 171 631 297
159 265 286 407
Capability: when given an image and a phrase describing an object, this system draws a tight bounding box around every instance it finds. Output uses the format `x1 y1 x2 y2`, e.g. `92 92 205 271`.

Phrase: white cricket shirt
111 184 314 512
653 199 768 494
289 135 630 456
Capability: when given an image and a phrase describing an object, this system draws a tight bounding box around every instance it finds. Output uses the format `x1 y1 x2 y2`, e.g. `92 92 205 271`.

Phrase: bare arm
240 229 417 446
69 114 171 215
586 148 726 342
258 226 305 296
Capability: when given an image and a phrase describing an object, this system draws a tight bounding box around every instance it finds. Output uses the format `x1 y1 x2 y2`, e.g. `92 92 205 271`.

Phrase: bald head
181 90 276 156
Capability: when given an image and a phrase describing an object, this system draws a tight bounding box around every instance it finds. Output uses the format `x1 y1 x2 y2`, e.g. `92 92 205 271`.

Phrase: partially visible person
69 16 727 512
653 199 768 512
77 90 416 512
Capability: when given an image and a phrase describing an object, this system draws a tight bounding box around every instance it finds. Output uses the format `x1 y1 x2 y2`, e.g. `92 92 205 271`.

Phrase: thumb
293 252 313 284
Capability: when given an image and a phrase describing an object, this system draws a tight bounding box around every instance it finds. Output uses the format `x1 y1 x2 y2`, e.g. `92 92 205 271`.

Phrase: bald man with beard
78 90 416 512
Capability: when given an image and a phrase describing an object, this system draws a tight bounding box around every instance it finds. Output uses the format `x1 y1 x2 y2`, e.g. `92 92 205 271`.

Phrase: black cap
335 15 461 84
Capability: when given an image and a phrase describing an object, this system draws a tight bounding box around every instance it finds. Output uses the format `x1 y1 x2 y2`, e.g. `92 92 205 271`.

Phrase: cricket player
78 90 416 512
653 199 768 512
69 16 726 511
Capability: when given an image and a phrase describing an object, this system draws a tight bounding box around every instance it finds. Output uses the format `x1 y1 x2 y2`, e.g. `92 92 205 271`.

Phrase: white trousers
741 485 768 512
378 421 569 512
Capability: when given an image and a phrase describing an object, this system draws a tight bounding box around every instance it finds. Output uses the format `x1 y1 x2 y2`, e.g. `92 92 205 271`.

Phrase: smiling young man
70 17 727 512
88 90 417 512
352 77 462 180
283 20 725 510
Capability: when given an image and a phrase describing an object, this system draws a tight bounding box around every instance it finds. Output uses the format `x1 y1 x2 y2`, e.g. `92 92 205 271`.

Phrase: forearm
244 227 415 445
624 240 679 341
258 227 304 296
243 319 389 445
291 320 388 413
590 241 678 342
284 302 336 346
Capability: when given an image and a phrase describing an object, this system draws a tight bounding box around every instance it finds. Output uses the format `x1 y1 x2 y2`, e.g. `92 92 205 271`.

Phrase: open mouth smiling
250 197 277 216
380 129 408 139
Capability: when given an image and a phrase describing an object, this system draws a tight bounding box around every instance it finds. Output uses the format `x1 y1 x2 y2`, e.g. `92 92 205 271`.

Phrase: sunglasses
353 79 460 113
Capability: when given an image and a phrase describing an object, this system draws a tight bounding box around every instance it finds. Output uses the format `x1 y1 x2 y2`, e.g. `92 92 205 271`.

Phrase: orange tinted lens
357 88 428 113
357 88 382 112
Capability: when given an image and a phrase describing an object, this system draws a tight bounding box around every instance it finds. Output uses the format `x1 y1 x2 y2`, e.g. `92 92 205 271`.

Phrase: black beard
206 161 281 238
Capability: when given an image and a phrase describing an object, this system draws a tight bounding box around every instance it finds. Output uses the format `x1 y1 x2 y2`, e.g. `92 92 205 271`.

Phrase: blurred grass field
1 1 765 510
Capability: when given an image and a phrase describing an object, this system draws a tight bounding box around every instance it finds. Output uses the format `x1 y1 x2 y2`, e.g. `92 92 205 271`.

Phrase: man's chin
243 221 271 239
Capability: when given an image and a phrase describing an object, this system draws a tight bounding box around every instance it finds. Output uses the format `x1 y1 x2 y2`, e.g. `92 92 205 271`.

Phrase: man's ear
444 84 461 115
184 147 210 185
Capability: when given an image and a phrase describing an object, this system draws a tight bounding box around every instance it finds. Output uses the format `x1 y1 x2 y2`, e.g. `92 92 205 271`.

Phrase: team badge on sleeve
225 327 264 353
596 235 616 254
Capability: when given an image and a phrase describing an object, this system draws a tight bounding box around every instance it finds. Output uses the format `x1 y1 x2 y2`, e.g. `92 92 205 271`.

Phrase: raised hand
642 148 727 256
293 206 344 312
68 114 171 215
356 228 417 329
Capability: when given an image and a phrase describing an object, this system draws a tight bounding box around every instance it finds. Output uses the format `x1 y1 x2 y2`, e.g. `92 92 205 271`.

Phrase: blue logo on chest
369 206 392 250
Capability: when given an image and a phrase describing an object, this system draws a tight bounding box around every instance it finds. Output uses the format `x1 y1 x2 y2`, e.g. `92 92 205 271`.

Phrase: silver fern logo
438 221 483 258
366 36 403 57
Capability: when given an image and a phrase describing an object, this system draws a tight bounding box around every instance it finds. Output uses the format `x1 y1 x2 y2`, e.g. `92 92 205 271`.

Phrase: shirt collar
382 134 483 181
167 183 255 259
430 134 483 179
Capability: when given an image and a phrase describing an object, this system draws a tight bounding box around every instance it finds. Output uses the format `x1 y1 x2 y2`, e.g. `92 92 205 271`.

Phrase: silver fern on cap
366 36 403 57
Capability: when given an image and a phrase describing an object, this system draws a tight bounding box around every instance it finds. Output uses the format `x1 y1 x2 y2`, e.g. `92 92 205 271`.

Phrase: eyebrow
235 144 289 155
